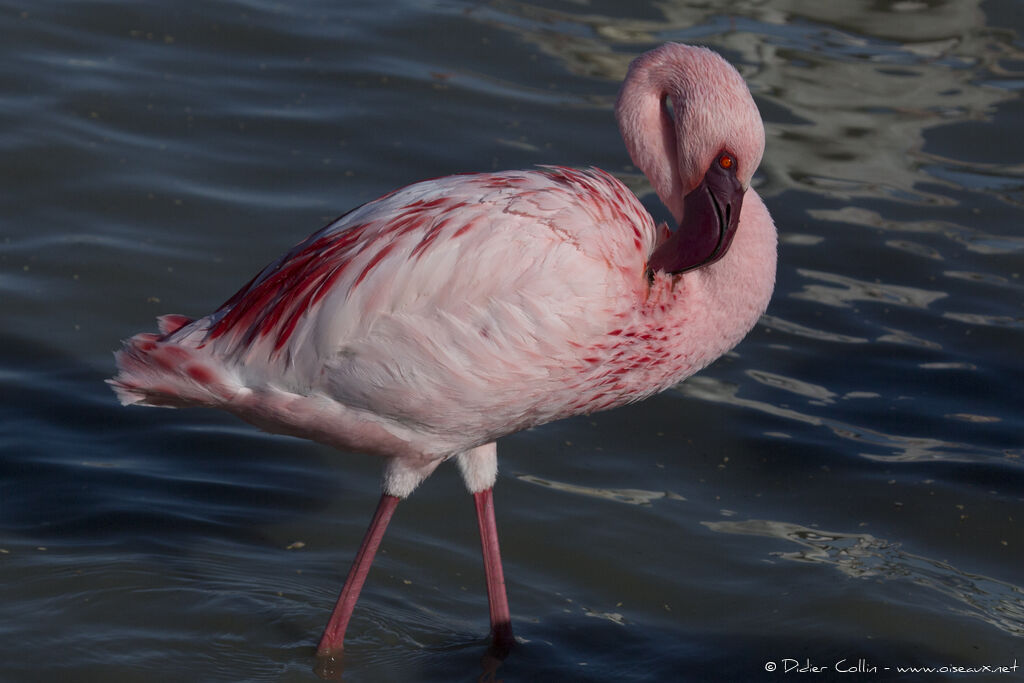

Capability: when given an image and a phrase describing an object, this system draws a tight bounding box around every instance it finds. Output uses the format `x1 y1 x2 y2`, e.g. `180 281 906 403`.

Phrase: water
2 0 1022 680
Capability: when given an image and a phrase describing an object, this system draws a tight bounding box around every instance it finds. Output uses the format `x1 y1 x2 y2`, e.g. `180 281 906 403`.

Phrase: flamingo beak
646 156 745 276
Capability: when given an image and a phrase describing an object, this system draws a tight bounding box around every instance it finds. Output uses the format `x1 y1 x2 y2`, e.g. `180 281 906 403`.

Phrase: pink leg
316 493 400 658
473 488 514 649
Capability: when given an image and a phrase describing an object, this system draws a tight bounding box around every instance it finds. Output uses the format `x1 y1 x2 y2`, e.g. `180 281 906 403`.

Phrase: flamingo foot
312 649 344 680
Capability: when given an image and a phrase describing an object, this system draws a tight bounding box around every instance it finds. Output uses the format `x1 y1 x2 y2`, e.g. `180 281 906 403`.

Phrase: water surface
2 0 1022 680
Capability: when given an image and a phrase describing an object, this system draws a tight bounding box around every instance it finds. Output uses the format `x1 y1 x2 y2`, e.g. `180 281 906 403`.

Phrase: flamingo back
111 167 668 455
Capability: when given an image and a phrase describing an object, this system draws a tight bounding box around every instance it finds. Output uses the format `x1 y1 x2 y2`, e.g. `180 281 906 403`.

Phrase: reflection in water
920 361 976 370
876 327 942 350
747 369 836 403
943 311 1024 330
792 269 947 309
582 607 627 625
944 270 1016 287
479 0 1020 203
516 474 684 505
809 207 1024 255
678 376 1023 464
760 314 868 344
704 518 1024 637
885 239 943 261
780 233 824 246
945 413 1001 424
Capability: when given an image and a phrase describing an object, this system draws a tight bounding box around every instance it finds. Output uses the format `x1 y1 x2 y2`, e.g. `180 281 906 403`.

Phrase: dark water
2 1 1022 681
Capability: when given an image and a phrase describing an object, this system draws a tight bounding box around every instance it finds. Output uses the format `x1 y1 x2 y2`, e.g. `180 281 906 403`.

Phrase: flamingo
109 42 776 665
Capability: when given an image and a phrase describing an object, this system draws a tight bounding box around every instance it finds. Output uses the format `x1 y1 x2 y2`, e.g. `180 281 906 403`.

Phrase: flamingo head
615 43 764 276
645 148 744 275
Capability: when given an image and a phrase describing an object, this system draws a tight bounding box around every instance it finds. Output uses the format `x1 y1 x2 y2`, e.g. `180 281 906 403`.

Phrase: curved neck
616 75 685 224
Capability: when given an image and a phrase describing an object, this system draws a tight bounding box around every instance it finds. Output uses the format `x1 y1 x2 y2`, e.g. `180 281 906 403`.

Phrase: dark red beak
647 152 744 277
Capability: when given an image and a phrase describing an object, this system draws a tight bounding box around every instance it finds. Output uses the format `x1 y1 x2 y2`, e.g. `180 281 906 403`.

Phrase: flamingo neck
616 72 685 224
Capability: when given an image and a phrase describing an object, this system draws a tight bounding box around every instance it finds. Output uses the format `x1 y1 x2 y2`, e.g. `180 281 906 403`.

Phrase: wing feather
160 168 656 438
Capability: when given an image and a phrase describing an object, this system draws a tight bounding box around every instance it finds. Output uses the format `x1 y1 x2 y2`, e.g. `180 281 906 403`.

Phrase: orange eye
719 154 734 169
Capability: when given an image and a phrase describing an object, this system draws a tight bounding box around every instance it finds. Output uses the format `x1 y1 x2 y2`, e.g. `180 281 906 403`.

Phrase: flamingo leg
316 493 400 658
473 487 514 650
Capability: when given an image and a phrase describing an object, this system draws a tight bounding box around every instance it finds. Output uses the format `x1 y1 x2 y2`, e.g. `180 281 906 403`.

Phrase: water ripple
760 315 869 344
792 269 948 309
746 370 837 403
943 312 1024 329
678 376 1021 466
809 207 1024 255
704 519 1024 637
3 0 1023 678
515 474 685 506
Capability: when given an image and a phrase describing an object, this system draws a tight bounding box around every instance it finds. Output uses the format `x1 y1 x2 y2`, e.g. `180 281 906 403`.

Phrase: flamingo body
109 43 776 661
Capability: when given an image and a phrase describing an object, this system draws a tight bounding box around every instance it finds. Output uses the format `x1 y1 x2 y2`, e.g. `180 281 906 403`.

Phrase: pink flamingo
109 43 775 664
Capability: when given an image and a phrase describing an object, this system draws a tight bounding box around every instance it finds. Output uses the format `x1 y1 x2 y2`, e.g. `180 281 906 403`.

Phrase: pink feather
108 42 777 661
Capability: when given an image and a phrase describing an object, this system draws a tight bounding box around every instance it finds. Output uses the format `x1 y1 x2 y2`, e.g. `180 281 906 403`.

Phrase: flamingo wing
120 168 657 449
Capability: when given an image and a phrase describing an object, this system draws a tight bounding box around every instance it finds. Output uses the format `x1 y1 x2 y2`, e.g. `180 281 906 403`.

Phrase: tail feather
156 314 194 335
108 323 238 408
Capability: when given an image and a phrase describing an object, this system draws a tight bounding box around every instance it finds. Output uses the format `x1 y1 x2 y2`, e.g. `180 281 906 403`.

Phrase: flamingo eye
718 153 734 170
